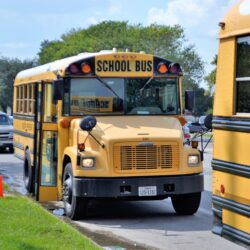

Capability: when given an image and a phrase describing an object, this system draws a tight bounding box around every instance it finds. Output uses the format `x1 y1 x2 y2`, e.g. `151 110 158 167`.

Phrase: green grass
0 195 101 250
3 182 10 192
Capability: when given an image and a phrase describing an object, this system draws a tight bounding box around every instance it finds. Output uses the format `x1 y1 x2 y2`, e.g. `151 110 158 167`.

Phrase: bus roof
219 0 250 39
14 50 115 84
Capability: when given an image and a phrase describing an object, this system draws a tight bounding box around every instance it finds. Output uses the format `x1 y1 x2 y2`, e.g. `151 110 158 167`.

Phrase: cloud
0 42 29 49
148 0 213 27
108 1 122 15
148 0 239 28
87 17 98 25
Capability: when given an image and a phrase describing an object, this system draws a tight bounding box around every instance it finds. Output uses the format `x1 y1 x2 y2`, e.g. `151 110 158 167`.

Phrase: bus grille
113 143 179 171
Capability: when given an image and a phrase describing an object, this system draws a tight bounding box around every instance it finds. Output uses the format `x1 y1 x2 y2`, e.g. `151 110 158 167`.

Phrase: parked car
0 112 14 153
186 115 210 133
8 115 13 125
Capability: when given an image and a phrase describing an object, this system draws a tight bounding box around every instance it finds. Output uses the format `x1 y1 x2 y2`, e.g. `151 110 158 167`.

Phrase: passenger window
41 131 57 186
236 36 250 113
43 84 57 122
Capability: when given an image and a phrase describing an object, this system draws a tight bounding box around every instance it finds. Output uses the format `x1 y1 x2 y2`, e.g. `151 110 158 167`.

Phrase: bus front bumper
73 174 204 199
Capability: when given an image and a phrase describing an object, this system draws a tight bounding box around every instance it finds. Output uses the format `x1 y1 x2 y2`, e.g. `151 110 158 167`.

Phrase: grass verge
0 195 101 250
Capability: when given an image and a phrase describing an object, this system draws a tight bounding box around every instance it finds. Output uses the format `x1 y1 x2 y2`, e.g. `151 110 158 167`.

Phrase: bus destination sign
95 53 153 77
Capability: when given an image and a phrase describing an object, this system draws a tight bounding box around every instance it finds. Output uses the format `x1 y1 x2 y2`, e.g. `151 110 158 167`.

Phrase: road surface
0 144 247 250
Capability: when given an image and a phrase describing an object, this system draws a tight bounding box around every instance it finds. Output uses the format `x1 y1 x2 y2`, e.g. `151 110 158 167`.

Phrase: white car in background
0 112 14 153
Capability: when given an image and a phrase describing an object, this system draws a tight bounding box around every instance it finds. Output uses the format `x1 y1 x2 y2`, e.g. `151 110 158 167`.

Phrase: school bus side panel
213 37 236 116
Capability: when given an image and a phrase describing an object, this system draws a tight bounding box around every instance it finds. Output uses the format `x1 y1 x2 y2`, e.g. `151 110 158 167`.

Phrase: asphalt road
0 145 246 250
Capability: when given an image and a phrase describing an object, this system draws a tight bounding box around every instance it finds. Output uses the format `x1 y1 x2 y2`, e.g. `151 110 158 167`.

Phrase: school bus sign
95 53 153 77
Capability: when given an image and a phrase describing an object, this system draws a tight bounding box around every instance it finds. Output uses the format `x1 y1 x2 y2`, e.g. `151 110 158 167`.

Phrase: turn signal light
60 118 70 128
78 143 85 151
69 64 79 74
157 63 168 74
191 140 199 148
220 184 225 194
177 116 187 126
81 63 91 74
169 63 181 74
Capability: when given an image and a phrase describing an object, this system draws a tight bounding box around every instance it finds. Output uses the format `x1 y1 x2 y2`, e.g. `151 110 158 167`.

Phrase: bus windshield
69 77 180 115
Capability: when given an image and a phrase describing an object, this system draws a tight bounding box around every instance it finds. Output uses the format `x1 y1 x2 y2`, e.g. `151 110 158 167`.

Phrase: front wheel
171 192 201 215
63 163 88 220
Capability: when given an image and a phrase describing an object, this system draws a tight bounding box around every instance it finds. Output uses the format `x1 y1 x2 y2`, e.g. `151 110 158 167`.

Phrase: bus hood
75 116 183 143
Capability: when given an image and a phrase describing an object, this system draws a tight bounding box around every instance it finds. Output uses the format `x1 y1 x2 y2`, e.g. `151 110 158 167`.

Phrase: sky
0 0 240 86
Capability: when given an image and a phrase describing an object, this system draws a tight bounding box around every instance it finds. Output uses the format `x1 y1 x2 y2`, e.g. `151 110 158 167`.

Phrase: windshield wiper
96 77 121 99
139 77 154 94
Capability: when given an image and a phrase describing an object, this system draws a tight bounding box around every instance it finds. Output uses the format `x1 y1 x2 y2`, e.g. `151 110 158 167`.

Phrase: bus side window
41 131 57 186
236 36 250 113
43 84 57 122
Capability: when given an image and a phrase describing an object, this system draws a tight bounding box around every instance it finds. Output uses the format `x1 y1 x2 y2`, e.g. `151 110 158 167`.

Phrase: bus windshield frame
64 77 181 116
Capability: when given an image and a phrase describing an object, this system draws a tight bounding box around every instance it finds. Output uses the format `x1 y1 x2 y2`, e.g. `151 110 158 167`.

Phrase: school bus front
14 51 203 220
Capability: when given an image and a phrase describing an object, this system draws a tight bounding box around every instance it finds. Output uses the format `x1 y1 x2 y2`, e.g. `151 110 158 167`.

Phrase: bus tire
63 163 88 220
23 150 34 193
9 146 14 154
171 192 201 215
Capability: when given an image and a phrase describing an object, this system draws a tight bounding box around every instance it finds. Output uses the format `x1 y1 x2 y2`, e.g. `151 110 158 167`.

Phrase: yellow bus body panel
219 1 250 39
213 37 236 116
223 209 250 234
214 129 250 166
213 170 250 206
39 186 58 202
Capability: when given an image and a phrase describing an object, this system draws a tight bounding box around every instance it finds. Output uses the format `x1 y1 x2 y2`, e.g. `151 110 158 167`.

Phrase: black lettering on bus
147 61 153 71
102 60 108 72
96 60 102 72
141 61 146 72
121 61 127 71
135 61 140 71
109 61 114 71
127 61 132 72
115 61 121 71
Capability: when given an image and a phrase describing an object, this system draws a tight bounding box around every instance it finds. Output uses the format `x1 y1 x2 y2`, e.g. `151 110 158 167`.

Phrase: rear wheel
23 150 34 193
171 192 201 215
63 163 88 220
9 146 14 154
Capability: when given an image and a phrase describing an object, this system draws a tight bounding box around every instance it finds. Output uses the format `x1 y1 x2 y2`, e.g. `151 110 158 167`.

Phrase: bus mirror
52 79 64 103
204 114 213 130
80 116 97 131
185 90 194 111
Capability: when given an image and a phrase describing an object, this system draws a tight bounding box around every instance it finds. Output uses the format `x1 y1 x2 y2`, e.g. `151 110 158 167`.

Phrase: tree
0 58 36 113
38 21 204 91
204 55 217 97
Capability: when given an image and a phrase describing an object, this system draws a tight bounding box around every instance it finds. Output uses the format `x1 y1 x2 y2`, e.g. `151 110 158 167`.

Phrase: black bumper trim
212 159 250 178
212 195 250 217
73 174 204 198
223 224 250 246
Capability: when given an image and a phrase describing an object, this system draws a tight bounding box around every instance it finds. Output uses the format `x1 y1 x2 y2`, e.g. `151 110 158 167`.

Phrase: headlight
82 158 95 169
188 155 199 166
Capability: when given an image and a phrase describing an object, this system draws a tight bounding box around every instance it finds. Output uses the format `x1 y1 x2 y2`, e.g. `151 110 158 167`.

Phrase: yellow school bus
13 50 203 219
212 0 250 245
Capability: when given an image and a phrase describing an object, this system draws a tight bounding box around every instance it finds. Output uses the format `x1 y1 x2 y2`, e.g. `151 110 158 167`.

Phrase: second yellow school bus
212 0 250 246
13 50 203 219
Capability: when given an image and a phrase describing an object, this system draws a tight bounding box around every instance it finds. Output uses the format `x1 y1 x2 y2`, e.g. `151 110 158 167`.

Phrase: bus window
236 36 250 113
43 84 57 122
126 78 179 115
69 78 124 115
40 131 57 186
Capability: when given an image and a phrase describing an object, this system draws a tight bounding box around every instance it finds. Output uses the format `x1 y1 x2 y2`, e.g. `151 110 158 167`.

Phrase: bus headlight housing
82 157 95 169
188 155 199 166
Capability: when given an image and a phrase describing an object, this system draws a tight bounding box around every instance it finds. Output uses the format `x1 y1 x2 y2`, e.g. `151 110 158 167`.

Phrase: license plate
138 186 157 196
